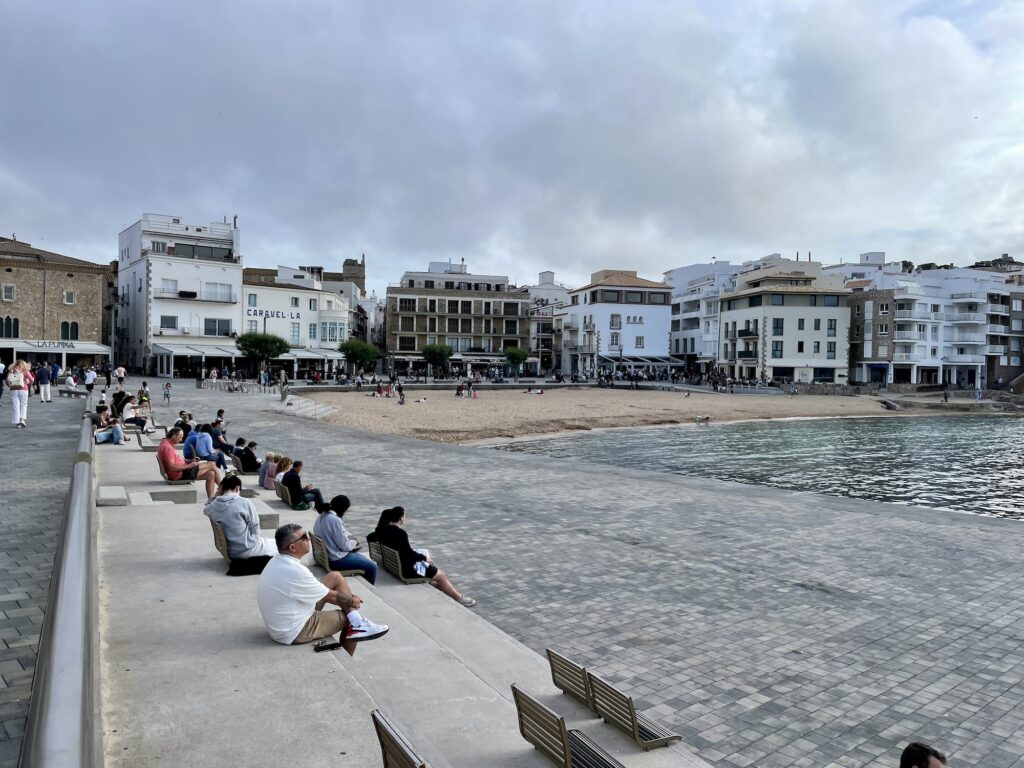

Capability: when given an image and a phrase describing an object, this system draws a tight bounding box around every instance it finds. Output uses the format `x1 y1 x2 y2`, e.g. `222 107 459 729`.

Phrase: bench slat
371 710 430 768
546 648 593 709
587 672 681 751
511 684 623 768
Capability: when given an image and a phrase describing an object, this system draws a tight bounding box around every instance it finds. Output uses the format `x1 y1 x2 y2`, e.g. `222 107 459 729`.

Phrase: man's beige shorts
292 609 347 644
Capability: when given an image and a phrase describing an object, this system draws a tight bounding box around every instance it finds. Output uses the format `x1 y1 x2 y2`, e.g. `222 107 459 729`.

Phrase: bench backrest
210 519 230 564
587 672 639 742
510 684 571 768
155 455 170 481
370 710 429 768
275 480 293 506
368 540 382 564
230 453 243 472
546 648 592 708
309 533 331 571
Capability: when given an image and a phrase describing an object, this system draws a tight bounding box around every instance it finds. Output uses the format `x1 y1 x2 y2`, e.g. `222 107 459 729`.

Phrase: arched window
70 322 79 340
0 316 18 339
60 321 70 340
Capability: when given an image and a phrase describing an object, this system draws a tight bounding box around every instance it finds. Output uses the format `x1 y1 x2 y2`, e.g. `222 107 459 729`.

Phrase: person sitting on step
260 452 281 490
367 506 476 607
194 423 229 470
257 523 388 650
233 437 261 473
204 474 275 576
281 460 329 511
157 427 221 500
312 495 378 584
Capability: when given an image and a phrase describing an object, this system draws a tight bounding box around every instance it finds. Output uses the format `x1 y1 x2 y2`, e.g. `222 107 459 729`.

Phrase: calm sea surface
494 415 1024 518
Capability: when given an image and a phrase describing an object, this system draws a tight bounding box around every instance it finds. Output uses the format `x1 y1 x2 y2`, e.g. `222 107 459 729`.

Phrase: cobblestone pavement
0 395 82 766
170 385 1024 768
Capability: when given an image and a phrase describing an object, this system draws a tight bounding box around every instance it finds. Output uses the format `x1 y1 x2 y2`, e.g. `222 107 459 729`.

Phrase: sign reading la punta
246 309 302 319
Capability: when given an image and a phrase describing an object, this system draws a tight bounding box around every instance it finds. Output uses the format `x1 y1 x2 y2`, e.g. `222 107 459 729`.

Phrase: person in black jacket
367 507 475 606
233 438 262 473
281 461 329 511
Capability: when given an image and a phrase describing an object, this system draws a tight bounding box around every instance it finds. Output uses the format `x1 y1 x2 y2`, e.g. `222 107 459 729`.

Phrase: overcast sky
2 0 1022 297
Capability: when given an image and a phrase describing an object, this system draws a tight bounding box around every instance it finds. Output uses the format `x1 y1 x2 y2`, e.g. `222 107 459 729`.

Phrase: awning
11 340 111 356
277 349 345 361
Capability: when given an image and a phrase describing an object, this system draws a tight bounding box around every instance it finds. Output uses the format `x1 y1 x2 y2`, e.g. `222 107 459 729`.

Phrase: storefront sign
246 309 302 319
26 340 77 349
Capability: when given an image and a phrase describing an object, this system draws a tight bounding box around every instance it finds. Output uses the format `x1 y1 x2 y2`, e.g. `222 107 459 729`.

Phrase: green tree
504 346 529 381
338 338 380 373
236 333 290 373
421 343 453 378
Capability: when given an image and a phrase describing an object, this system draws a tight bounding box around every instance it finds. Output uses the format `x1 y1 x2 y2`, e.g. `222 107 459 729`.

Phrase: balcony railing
985 304 1010 315
952 335 985 344
562 342 577 350
151 325 234 338
951 292 983 301
986 324 1010 335
583 322 596 331
945 354 984 363
949 313 983 323
737 351 757 359
737 328 758 338
894 310 932 320
986 345 1008 355
607 344 622 353
154 290 238 303
893 332 924 340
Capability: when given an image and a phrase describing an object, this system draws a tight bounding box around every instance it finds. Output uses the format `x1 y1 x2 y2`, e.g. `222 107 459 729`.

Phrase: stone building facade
0 236 112 367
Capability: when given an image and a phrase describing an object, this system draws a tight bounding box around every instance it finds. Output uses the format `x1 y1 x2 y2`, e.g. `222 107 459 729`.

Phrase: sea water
495 415 1024 518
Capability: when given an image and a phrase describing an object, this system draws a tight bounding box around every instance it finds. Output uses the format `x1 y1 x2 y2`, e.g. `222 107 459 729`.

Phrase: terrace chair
585 672 681 751
309 532 365 578
155 456 194 485
378 543 430 585
210 519 230 565
510 684 623 768
546 649 593 709
370 710 430 768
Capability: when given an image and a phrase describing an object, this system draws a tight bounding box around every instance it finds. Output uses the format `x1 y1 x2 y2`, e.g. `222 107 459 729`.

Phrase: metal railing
20 399 98 767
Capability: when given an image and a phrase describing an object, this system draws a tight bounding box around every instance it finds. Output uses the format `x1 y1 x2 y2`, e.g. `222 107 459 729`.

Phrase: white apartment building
559 270 673 377
117 214 243 376
523 271 570 375
664 262 735 371
241 266 349 376
719 255 851 383
826 253 1024 387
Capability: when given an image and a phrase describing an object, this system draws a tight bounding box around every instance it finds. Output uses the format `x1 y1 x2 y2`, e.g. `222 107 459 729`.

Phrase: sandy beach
307 387 902 443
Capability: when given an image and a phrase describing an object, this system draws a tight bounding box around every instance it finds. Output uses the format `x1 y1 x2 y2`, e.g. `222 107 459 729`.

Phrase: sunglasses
287 532 310 547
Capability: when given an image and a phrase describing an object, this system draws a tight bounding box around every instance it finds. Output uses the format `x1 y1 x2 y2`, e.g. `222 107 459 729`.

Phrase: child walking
162 382 171 406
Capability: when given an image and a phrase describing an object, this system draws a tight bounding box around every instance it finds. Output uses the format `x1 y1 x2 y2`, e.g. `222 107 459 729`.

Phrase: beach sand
307 387 900 443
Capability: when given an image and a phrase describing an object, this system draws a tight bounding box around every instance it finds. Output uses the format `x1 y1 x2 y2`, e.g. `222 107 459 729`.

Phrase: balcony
949 313 983 323
155 290 238 303
562 342 577 351
561 319 578 330
951 292 984 302
583 322 596 331
893 353 924 362
737 328 758 338
607 344 622 353
893 331 924 341
985 303 1010 316
952 335 985 344
737 351 757 359
944 354 984 364
152 325 202 336
986 345 1008 355
894 310 932 320
985 324 1010 335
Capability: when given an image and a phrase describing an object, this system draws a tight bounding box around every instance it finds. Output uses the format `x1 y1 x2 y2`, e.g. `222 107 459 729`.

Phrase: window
247 293 257 307
570 295 579 305
447 300 459 313
797 341 805 353
876 344 888 356
772 341 783 358
60 321 79 340
813 341 820 353
460 337 471 352
635 336 644 348
446 318 459 333
877 324 889 336
247 320 258 333
0 284 13 302
205 282 232 301
504 320 518 335
290 297 299 308
427 317 437 332
309 323 317 339
771 294 784 305
855 305 861 317
878 303 889 315
162 278 178 294
61 290 75 305
813 319 821 331
827 342 836 359
159 315 178 330
824 295 839 307
444 281 454 290
931 347 938 358
625 292 643 303
424 280 434 289
748 295 762 308
503 303 519 315
0 316 18 338
610 332 620 347
309 298 318 311
674 338 680 353
461 318 472 333
461 301 472 314
398 336 416 351
401 317 415 332
827 319 837 337
602 290 620 302
290 322 300 344
609 314 622 329
151 240 166 253
399 298 416 312
648 293 667 304
204 318 232 336
1013 299 1023 312
772 318 784 336
797 318 805 331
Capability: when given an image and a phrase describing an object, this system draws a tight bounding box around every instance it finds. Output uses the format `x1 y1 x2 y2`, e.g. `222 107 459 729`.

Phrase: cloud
0 0 1021 295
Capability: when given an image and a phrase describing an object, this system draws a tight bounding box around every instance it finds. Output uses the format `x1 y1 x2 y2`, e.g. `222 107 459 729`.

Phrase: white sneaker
345 620 389 642
458 595 477 607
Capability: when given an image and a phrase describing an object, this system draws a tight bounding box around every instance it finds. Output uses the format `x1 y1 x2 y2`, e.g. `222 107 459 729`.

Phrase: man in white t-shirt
84 367 97 393
257 524 388 652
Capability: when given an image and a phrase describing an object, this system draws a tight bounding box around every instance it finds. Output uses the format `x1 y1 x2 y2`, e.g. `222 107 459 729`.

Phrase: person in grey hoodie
204 475 276 567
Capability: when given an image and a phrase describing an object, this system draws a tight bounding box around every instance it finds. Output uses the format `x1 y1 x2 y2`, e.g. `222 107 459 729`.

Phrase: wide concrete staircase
95 447 709 767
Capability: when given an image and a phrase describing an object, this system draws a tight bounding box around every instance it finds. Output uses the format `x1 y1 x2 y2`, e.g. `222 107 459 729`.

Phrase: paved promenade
0 395 82 766
162 384 1024 767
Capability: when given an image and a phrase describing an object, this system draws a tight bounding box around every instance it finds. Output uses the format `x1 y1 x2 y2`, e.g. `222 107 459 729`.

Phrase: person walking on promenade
35 361 52 403
6 360 30 428
0 359 5 403
900 742 946 767
257 523 388 650
114 364 126 389
163 382 172 406
84 366 97 394
103 360 112 388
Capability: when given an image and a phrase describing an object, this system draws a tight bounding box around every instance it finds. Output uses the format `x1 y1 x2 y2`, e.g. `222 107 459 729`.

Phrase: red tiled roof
575 272 670 292
0 237 109 270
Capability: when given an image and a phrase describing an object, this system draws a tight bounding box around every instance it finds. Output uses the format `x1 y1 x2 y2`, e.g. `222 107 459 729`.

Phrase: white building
718 255 851 383
117 214 243 377
523 271 570 375
241 266 349 376
558 270 673 377
664 262 736 371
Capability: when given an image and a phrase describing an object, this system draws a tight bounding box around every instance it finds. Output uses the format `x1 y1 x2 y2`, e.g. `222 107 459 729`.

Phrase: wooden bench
546 649 592 708
367 541 430 585
229 453 258 475
370 710 430 768
309 532 365 578
510 684 623 768
156 456 194 485
274 480 303 509
210 519 230 564
586 672 681 751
